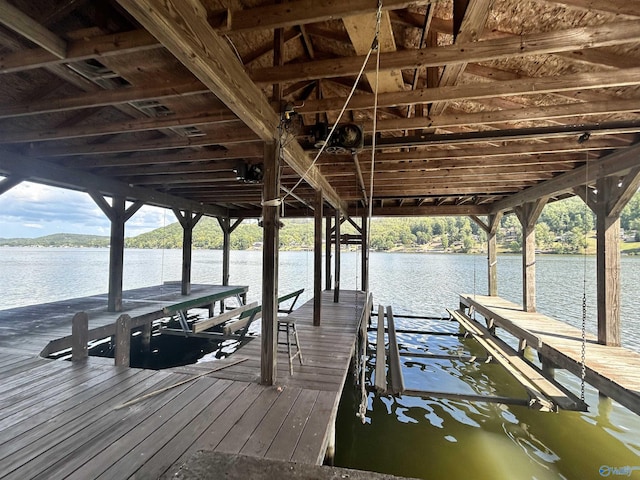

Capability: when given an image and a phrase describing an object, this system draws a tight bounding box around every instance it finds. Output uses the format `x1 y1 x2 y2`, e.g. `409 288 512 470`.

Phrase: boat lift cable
281 7 381 203
357 0 383 424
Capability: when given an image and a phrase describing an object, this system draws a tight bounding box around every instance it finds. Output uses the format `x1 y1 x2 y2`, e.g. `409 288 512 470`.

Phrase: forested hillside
3 194 640 253
123 194 640 254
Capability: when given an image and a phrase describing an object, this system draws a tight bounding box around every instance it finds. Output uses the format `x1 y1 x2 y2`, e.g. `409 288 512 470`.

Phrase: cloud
0 181 170 238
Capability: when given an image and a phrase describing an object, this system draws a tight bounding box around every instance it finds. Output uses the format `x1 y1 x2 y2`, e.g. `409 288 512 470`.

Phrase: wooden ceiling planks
0 0 637 218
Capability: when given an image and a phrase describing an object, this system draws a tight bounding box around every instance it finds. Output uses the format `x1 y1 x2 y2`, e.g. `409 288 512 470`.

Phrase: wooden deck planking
0 290 364 478
0 369 159 467
129 380 251 479
67 377 226 480
13 374 190 480
460 294 640 416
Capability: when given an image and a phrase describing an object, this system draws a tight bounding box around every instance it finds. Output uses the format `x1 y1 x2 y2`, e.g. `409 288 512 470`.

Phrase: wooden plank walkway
0 283 247 356
459 294 640 416
0 290 364 479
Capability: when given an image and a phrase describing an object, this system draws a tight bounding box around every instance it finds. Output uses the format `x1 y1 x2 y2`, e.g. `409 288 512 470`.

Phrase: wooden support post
577 168 640 346
115 313 132 367
182 213 194 295
540 355 556 378
361 212 369 292
140 322 152 354
173 209 203 296
334 210 341 303
261 140 279 385
514 198 547 312
71 311 89 361
217 217 243 312
314 190 323 326
596 201 621 346
325 215 332 291
471 213 502 296
487 213 502 296
89 192 143 312
109 196 126 312
518 338 527 355
324 420 336 466
220 219 232 286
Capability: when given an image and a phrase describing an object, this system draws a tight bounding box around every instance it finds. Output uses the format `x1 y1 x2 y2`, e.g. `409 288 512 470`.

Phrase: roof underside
0 0 639 219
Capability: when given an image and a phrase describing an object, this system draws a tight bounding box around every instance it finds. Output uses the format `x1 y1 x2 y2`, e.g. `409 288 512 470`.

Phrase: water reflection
336 315 640 480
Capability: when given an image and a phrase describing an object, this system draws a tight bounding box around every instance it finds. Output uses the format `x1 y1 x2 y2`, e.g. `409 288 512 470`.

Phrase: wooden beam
296 67 640 114
62 145 263 169
0 175 24 196
117 0 346 214
99 160 241 177
374 305 387 392
28 128 258 157
0 0 67 58
372 98 640 133
343 11 404 94
368 204 491 216
334 209 341 302
491 141 640 213
212 0 430 33
325 215 332 290
0 81 208 120
361 212 369 291
251 20 640 84
430 0 492 116
261 141 279 384
542 0 640 17
386 306 405 394
0 150 229 217
0 110 237 144
314 190 323 326
0 29 158 74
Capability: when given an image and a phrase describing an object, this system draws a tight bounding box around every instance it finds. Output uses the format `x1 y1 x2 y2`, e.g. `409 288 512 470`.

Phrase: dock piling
71 311 88 361
115 314 132 367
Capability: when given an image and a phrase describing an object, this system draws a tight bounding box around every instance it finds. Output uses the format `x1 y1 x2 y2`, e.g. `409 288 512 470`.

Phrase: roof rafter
0 0 67 58
490 141 640 213
252 20 640 84
0 150 230 216
210 0 431 33
0 29 159 74
297 67 640 113
116 0 346 213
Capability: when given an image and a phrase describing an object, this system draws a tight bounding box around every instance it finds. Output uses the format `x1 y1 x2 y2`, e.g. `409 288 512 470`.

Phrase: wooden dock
460 294 640 416
0 283 247 356
0 290 364 479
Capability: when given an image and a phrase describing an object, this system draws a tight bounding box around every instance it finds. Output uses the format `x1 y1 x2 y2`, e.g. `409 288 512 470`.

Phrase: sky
0 178 170 238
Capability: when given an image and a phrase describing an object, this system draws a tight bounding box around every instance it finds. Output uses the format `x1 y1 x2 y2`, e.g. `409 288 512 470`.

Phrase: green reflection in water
335 320 640 480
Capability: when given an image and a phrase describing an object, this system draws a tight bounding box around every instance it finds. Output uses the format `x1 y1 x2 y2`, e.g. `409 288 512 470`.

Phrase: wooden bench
224 288 305 335
161 289 304 339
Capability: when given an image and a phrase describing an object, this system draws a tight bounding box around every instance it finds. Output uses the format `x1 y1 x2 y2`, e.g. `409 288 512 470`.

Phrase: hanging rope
282 5 382 202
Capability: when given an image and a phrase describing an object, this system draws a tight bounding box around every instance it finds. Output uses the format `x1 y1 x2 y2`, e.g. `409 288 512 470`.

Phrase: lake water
1 247 639 479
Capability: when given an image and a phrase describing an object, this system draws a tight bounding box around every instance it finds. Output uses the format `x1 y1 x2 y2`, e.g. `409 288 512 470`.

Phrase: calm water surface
1 247 639 479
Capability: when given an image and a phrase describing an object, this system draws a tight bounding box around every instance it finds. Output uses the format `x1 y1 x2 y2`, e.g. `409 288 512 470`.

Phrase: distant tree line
4 193 640 253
